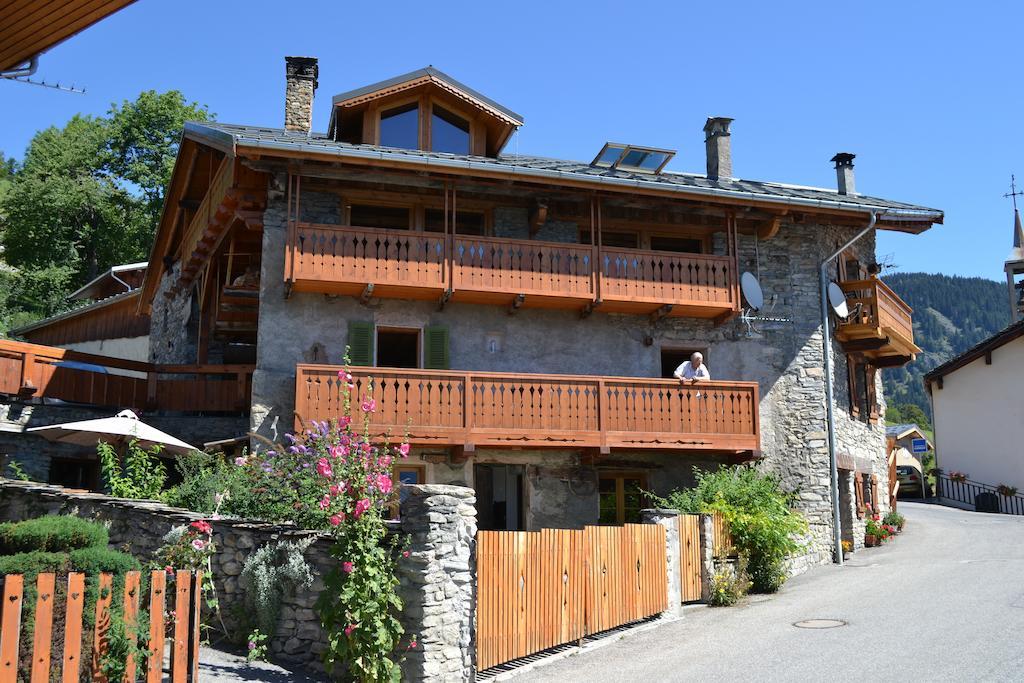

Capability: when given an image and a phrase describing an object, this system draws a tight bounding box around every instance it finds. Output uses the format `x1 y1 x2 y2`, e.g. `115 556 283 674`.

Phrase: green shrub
882 510 905 528
98 439 167 499
655 466 807 594
0 515 109 554
708 557 751 607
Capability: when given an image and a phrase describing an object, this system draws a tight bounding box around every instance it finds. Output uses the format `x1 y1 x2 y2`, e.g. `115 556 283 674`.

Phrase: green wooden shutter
347 322 374 366
423 326 449 369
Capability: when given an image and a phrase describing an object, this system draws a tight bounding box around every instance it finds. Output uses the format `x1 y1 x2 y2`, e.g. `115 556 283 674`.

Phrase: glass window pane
595 145 625 166
599 491 618 524
620 149 647 168
350 204 410 230
380 103 419 149
638 152 667 171
579 230 639 249
649 235 703 254
431 106 470 155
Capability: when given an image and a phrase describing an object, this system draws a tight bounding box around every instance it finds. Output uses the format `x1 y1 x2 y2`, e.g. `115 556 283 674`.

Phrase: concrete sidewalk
198 647 328 682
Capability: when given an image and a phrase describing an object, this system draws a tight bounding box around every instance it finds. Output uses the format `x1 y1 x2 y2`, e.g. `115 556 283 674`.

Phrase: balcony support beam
580 299 602 319
649 304 673 324
438 289 452 311
359 283 375 305
508 293 525 315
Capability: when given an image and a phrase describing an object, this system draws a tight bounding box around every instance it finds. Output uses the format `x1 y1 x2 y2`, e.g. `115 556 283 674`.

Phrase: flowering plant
997 484 1018 497
258 361 414 681
156 520 216 570
949 471 968 483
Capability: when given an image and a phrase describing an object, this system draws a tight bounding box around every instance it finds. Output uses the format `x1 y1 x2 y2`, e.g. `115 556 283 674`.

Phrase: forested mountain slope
882 272 1007 416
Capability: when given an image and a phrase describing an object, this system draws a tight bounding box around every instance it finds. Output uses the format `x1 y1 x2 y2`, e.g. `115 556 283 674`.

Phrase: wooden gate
476 524 667 672
0 570 203 683
677 515 702 602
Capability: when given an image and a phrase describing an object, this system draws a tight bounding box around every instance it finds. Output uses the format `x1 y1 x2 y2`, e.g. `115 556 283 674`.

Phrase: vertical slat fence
677 515 702 602
476 523 666 672
0 570 202 682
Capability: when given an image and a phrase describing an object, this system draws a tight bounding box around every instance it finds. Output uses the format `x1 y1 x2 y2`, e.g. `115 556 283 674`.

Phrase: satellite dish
740 272 764 311
827 282 849 318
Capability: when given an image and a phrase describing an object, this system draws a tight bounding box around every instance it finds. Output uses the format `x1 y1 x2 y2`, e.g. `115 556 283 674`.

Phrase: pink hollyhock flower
165 565 174 575
234 457 246 466
378 455 392 469
319 495 331 510
329 445 348 459
329 513 344 526
191 520 212 535
344 624 357 637
337 370 346 380
329 483 347 497
398 443 411 457
342 561 354 574
410 639 417 649
191 539 206 551
353 498 371 519
338 416 351 429
361 399 376 413
316 458 333 479
402 551 410 558
377 474 393 494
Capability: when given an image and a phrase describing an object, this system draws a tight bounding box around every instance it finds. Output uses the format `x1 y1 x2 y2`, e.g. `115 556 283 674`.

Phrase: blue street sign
911 438 929 454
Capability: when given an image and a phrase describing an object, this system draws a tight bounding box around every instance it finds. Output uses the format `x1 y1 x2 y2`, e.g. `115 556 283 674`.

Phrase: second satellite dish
827 282 849 318
740 272 764 311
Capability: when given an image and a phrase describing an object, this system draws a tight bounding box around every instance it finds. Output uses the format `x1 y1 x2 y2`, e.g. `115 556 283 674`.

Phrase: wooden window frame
598 471 649 525
390 464 427 519
372 93 481 154
340 189 493 235
846 354 879 424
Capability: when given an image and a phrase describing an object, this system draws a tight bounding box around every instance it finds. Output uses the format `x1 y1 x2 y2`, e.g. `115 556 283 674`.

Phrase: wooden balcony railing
0 339 252 414
294 365 760 454
836 278 919 361
285 223 738 318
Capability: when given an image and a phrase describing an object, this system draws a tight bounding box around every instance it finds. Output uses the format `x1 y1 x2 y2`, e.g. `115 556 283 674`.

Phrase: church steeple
1004 176 1024 322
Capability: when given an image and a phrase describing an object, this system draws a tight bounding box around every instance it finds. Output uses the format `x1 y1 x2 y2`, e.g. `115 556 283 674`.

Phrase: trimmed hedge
0 516 109 554
0 547 140 576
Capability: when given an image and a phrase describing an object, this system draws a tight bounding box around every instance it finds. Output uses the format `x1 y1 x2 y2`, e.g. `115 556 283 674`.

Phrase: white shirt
673 360 711 381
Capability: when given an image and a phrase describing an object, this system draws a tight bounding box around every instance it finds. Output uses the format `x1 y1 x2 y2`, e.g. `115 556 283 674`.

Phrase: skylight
591 143 675 174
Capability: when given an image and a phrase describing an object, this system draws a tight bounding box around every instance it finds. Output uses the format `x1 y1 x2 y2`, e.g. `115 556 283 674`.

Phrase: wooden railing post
19 352 35 393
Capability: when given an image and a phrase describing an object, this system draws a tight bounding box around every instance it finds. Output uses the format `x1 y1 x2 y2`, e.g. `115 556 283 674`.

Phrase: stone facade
0 480 479 680
246 174 892 569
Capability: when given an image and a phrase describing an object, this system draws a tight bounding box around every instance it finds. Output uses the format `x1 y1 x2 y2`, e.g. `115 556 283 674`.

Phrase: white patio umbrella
27 409 198 456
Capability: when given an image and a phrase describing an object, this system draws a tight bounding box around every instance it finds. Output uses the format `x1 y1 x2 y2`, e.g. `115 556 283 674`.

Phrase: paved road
514 503 1024 682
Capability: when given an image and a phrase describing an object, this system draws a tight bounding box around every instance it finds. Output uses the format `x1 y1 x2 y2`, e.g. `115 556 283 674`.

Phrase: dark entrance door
475 464 525 531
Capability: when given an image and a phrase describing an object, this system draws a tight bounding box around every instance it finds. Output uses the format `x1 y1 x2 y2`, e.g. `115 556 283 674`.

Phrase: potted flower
949 471 968 483
865 518 884 547
882 510 905 532
841 540 852 559
997 484 1018 497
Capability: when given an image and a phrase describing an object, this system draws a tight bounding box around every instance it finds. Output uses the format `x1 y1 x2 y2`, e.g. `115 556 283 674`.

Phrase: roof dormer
328 67 523 158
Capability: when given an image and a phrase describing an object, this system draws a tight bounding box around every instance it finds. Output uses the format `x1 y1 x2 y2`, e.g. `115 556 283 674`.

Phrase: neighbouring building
925 321 1024 496
10 262 151 362
2 58 942 564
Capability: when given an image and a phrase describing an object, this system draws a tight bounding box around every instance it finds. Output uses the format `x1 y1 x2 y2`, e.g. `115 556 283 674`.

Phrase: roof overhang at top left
1 0 137 75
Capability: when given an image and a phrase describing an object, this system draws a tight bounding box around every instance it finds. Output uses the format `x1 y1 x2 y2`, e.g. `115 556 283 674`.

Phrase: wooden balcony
0 339 252 414
834 278 920 366
285 223 739 319
294 365 761 456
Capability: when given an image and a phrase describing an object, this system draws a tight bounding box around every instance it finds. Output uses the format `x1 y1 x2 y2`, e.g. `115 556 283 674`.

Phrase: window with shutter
855 475 865 518
423 326 449 369
347 321 374 366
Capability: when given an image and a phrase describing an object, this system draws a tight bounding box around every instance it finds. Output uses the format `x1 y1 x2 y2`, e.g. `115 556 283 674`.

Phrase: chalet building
10 262 150 362
1 57 942 564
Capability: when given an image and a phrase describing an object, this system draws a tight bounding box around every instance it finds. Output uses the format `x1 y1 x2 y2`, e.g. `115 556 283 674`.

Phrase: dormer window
431 105 470 154
591 142 676 174
380 103 419 149
329 67 524 158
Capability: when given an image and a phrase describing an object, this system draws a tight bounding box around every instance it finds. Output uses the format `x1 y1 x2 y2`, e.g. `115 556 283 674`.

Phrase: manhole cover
793 619 847 629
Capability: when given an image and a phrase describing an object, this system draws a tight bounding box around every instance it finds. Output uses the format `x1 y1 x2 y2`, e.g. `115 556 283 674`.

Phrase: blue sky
0 1 1017 281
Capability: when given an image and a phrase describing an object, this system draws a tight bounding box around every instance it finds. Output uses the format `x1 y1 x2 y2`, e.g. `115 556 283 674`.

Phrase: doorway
660 347 704 379
376 327 420 368
475 464 525 531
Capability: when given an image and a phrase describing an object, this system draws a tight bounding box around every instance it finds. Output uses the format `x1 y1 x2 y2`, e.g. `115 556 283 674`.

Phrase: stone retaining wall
0 479 478 681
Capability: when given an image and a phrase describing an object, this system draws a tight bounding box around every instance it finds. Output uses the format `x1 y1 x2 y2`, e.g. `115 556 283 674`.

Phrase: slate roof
184 121 943 221
886 424 928 440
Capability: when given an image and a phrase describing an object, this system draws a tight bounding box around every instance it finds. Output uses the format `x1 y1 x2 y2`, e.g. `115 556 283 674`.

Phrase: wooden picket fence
710 512 734 558
476 524 667 672
0 570 203 683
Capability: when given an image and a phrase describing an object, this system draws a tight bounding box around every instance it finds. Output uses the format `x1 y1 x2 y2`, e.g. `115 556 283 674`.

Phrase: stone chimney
831 153 856 195
284 56 319 133
703 117 733 180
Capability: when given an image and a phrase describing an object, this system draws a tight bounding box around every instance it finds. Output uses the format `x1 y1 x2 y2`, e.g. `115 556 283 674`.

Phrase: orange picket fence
677 514 702 602
711 512 734 559
0 570 203 683
476 524 667 672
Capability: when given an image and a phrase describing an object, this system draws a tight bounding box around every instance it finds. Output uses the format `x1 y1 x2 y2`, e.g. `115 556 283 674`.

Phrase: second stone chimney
831 153 856 195
703 117 733 180
285 56 319 134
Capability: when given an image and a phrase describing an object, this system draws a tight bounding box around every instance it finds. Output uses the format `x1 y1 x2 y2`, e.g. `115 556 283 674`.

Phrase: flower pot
864 534 878 547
